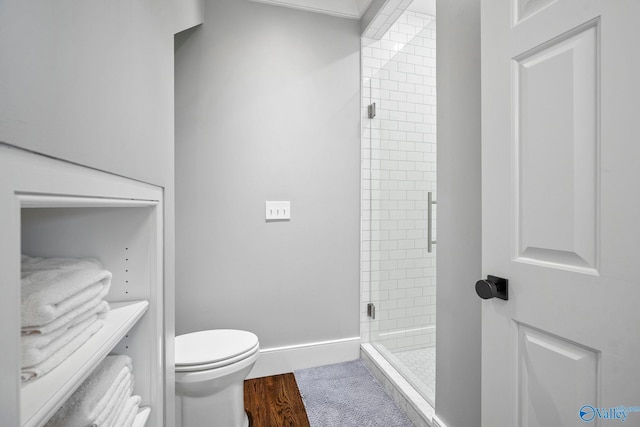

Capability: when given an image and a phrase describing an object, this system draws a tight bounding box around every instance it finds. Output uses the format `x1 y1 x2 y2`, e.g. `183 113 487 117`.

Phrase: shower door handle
475 275 508 300
427 192 437 253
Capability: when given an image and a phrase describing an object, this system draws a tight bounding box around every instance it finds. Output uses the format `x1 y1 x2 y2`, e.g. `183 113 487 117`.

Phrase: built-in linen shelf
133 407 151 427
21 301 149 427
18 193 159 208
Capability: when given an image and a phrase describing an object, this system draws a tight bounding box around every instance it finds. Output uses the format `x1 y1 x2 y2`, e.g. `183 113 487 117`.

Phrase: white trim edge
248 0 369 19
247 337 361 379
432 414 448 427
361 343 435 424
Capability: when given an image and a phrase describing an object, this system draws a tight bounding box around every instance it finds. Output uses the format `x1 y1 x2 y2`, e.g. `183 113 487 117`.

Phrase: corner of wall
435 0 482 426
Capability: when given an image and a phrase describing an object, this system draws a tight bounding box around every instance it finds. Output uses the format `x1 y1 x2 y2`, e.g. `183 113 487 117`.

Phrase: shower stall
361 9 437 411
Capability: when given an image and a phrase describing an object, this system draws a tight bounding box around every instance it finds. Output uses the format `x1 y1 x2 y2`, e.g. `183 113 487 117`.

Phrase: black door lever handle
475 275 508 300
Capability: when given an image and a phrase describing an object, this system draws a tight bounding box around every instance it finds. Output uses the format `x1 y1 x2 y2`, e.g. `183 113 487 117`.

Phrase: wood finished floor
244 373 311 427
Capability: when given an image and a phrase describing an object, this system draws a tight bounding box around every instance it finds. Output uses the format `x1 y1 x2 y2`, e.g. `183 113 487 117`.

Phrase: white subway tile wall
361 11 436 353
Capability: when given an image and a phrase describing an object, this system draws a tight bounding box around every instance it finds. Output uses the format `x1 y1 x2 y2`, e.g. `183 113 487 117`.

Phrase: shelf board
18 194 159 208
133 406 151 427
21 300 149 427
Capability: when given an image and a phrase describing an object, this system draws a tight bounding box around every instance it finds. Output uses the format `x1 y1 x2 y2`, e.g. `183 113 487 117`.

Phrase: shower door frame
361 17 438 406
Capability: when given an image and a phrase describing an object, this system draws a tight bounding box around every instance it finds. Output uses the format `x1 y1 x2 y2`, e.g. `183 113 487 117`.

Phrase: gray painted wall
435 0 482 426
175 0 361 348
0 0 175 187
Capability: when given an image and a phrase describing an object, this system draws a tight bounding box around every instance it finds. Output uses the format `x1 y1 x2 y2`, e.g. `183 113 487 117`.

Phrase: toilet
175 329 259 427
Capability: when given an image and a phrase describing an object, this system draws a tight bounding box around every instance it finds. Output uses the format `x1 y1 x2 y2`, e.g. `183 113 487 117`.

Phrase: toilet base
176 397 249 427
180 379 249 427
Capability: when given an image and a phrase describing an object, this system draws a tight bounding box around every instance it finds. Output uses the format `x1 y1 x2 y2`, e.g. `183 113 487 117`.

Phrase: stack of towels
45 355 142 427
21 255 112 383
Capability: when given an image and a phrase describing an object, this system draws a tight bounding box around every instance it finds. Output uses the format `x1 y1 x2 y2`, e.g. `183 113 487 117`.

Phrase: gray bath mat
294 359 415 427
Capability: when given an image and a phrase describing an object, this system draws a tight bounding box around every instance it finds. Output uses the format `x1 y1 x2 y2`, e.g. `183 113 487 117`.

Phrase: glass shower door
362 22 437 405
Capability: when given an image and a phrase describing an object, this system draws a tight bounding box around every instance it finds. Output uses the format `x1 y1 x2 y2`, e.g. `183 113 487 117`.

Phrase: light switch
265 201 291 220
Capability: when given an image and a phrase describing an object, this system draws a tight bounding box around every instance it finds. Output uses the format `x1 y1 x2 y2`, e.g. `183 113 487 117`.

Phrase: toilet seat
175 329 259 372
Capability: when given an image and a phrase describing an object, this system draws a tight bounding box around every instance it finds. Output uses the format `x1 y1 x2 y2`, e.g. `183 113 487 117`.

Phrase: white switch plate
265 201 290 220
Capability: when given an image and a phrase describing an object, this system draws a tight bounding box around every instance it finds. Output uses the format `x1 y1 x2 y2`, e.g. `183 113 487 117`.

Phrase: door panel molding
512 20 600 275
516 322 600 427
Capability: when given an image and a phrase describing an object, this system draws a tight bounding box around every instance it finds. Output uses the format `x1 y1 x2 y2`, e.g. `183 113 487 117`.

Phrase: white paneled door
481 1 640 426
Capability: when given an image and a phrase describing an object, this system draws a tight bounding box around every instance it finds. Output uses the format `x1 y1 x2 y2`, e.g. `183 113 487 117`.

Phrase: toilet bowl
175 329 259 427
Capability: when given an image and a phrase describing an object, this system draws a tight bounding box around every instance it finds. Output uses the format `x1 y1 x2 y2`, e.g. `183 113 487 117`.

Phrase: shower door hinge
368 103 376 119
367 303 376 319
427 191 437 253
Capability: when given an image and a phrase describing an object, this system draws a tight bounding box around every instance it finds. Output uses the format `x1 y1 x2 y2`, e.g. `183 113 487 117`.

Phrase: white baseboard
247 336 361 379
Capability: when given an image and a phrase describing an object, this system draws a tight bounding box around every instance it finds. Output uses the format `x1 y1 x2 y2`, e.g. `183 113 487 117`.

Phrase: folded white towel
102 377 134 427
21 319 104 382
93 371 134 427
21 267 112 327
22 294 109 336
102 387 128 427
50 373 134 427
123 404 140 427
21 255 104 271
22 314 99 366
123 397 142 427
43 355 133 426
112 395 141 427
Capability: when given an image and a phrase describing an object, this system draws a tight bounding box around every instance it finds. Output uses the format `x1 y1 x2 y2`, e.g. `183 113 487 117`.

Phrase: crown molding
248 0 374 19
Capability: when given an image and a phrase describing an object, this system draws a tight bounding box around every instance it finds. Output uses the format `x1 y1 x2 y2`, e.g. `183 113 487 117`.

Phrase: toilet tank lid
175 329 259 367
